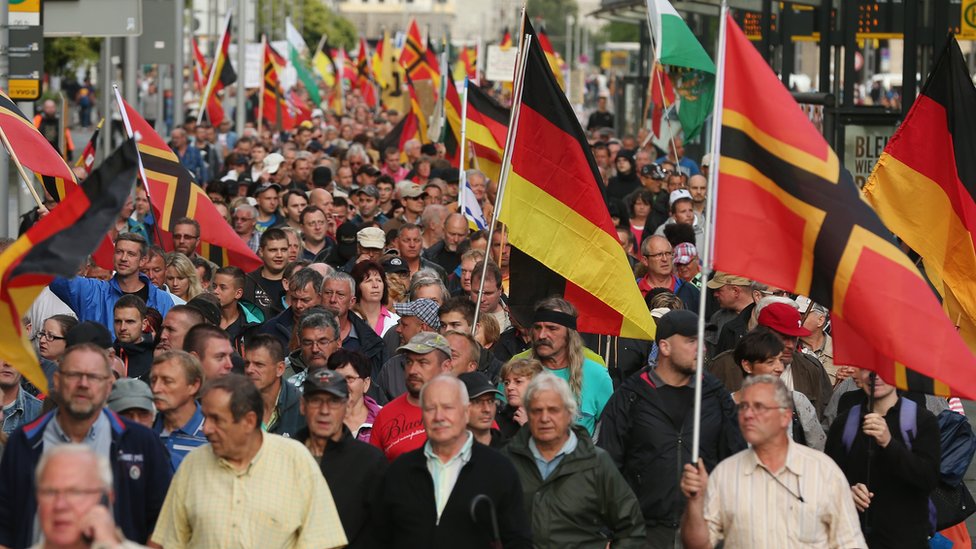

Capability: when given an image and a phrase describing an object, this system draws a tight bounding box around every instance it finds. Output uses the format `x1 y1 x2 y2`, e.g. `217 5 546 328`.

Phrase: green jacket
504 425 646 548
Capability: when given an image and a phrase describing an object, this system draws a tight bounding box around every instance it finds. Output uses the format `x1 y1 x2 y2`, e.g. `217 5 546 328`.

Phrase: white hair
36 444 113 491
741 374 794 411
420 374 470 408
524 372 579 420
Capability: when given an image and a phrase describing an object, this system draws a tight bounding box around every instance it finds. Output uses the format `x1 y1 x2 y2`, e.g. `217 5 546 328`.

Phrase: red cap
757 302 811 337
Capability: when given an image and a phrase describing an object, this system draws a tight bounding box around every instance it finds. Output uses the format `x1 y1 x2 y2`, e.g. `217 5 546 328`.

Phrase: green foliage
43 37 101 77
256 0 357 50
527 0 578 53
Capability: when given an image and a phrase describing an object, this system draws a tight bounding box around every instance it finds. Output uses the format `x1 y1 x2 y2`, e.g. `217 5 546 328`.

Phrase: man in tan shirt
679 375 865 549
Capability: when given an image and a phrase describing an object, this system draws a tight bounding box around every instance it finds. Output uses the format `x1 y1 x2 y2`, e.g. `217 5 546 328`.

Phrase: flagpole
691 1 728 465
198 9 233 125
58 92 68 162
0 127 45 209
258 35 267 133
114 85 166 250
473 33 532 331
458 78 470 187
643 2 680 160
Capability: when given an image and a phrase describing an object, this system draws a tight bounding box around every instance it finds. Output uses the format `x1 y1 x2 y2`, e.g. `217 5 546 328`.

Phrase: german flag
400 19 437 82
536 26 565 90
466 84 508 184
0 89 75 183
198 12 236 125
262 42 296 130
650 63 676 138
119 98 262 272
715 16 976 398
75 118 103 177
356 38 378 108
498 18 655 340
0 140 138 394
192 37 226 126
454 46 477 81
443 78 463 167
500 28 513 50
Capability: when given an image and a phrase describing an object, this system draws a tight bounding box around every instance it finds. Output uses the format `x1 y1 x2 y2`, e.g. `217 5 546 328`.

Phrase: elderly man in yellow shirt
149 375 347 549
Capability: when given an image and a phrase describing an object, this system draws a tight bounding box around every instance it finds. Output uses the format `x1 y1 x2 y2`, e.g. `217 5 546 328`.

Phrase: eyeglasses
37 331 65 342
758 289 791 298
300 337 339 348
173 234 199 241
37 487 105 503
305 395 348 409
736 402 787 415
232 216 254 222
342 375 361 384
59 371 112 383
644 251 674 260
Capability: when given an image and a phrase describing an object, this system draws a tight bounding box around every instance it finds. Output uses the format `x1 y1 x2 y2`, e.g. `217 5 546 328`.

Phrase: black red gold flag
0 140 138 394
498 18 655 339
198 12 236 124
715 17 976 398
465 85 509 183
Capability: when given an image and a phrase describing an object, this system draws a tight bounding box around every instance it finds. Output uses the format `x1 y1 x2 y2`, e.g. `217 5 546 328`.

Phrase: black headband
533 309 578 330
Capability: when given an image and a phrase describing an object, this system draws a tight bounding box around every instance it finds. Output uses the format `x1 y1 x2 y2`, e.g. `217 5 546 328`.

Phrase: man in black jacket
322 272 386 379
297 368 387 549
598 310 745 548
374 375 532 549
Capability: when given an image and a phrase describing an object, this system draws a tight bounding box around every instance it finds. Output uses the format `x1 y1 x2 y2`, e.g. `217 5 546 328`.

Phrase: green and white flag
646 0 715 140
285 17 322 106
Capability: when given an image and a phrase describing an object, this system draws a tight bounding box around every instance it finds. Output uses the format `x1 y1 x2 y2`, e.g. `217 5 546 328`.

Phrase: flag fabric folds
119 97 262 272
0 89 76 182
285 18 322 106
498 19 656 340
465 84 509 185
192 38 226 126
0 140 139 394
864 37 976 377
454 46 477 82
646 0 715 140
715 16 976 398
198 12 236 124
262 42 296 130
356 38 378 108
400 20 436 81
443 79 463 167
650 63 676 138
536 27 565 90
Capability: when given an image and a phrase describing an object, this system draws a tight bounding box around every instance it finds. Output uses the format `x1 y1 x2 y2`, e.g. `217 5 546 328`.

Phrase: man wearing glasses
636 235 701 312
599 310 744 549
0 343 172 547
170 217 201 259
680 375 865 549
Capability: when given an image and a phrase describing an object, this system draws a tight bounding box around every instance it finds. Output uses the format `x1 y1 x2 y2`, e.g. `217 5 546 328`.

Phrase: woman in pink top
351 260 400 336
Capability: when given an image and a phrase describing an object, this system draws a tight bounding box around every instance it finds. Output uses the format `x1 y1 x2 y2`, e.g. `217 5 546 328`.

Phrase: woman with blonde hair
165 252 204 301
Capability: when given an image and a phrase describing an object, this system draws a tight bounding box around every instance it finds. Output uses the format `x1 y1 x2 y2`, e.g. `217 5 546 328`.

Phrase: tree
43 37 100 77
256 0 357 50
527 0 578 54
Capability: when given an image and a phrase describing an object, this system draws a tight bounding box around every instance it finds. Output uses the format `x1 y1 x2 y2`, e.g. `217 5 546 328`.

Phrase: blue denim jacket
1 386 42 434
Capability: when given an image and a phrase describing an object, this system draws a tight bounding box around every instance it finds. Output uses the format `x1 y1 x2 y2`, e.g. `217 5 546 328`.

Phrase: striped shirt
704 439 866 548
151 432 347 549
153 404 208 472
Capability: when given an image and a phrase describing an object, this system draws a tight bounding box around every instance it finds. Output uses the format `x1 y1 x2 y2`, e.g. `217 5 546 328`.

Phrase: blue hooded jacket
49 272 177 338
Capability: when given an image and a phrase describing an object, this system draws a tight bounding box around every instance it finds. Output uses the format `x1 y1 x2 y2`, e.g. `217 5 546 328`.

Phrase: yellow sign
9 0 40 26
8 79 40 101
961 0 976 39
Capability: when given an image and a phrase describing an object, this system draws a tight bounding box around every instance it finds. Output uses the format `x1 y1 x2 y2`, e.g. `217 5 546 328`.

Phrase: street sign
960 0 976 39
7 0 43 100
43 0 141 37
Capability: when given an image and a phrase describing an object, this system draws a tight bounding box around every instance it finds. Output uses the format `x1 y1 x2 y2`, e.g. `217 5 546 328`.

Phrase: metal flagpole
113 85 165 249
235 0 247 136
472 32 532 331
643 0 680 159
458 78 470 187
198 9 234 125
691 0 728 464
258 35 267 133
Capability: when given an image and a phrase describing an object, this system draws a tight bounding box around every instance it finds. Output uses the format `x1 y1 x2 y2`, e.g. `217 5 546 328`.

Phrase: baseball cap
186 295 221 326
459 372 502 400
397 331 452 356
393 299 442 329
382 256 409 275
253 182 281 197
705 272 752 289
669 189 693 207
65 321 113 349
655 310 699 343
306 140 324 153
701 153 713 167
355 185 380 199
312 108 324 118
303 368 349 399
673 242 698 265
357 227 386 249
107 378 155 414
299 120 314 130
263 153 285 174
757 302 811 337
399 181 426 199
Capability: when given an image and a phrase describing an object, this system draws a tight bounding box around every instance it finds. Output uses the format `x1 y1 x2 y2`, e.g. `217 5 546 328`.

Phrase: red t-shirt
370 394 426 462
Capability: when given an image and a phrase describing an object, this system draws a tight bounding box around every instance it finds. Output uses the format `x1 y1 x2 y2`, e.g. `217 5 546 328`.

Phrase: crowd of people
0 85 968 549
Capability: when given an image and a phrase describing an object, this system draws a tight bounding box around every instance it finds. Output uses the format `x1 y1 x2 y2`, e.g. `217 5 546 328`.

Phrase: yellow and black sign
960 0 976 39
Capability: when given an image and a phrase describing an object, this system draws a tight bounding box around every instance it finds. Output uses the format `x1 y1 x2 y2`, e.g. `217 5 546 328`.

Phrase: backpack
842 399 976 531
